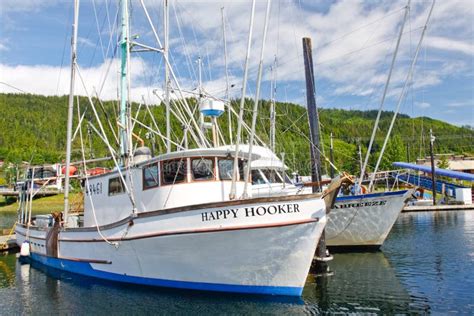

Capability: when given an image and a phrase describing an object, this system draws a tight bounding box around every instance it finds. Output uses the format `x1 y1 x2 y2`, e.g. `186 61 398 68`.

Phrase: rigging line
230 0 257 200
92 0 106 62
77 97 118 247
316 6 406 51
172 1 197 83
76 65 136 210
369 0 435 191
140 0 209 148
358 1 411 191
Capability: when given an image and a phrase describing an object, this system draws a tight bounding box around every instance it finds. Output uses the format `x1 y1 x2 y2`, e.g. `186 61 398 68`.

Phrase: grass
0 193 80 214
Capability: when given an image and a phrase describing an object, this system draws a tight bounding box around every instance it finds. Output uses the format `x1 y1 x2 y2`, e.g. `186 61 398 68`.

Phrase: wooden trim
65 192 322 233
59 218 318 243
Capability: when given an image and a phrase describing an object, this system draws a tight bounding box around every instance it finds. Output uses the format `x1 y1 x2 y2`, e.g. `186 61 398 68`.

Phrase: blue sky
0 0 473 127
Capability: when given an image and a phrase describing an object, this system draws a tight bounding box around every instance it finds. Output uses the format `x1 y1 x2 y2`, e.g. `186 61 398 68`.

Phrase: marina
0 0 473 313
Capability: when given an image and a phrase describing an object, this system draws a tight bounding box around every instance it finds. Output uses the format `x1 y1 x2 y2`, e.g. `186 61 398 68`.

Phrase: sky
0 0 473 127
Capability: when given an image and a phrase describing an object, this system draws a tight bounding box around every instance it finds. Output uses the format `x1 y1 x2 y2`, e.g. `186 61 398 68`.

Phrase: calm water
1 211 473 314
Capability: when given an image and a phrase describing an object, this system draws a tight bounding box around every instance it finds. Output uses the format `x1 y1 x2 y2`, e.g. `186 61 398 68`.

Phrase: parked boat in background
247 145 412 250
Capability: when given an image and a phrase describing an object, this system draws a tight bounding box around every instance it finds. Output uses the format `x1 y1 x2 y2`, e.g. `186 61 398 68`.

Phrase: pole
242 0 272 198
367 0 434 191
229 0 256 200
329 133 335 178
119 0 129 160
164 0 171 153
429 129 436 205
221 7 232 145
302 37 322 192
358 0 410 191
270 56 277 153
358 143 363 177
303 37 329 273
406 143 410 162
64 0 80 224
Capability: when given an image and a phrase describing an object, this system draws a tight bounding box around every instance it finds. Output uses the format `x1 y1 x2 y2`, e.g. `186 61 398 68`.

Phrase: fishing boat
247 145 412 250
14 0 340 296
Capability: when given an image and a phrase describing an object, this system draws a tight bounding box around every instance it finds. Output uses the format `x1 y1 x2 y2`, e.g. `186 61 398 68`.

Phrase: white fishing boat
247 145 412 250
15 0 340 296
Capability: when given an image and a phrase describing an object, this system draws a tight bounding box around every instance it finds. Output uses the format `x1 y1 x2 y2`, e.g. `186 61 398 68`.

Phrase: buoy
20 241 30 257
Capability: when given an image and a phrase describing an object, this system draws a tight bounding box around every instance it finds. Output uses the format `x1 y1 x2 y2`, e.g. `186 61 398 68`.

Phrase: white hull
326 190 412 248
16 195 326 296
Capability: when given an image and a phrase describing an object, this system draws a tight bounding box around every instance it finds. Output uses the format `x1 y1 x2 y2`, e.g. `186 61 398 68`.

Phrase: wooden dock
0 234 18 252
403 204 474 212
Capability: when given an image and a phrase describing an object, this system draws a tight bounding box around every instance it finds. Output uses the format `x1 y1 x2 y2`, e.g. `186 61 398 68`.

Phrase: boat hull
16 195 326 296
326 190 412 248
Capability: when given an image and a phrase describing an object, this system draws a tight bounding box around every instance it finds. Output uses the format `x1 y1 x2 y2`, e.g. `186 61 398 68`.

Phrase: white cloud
0 58 160 104
447 101 472 108
425 36 474 56
415 101 430 109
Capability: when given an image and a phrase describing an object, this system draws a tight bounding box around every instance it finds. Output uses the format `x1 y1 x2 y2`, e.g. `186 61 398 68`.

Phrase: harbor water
1 210 473 314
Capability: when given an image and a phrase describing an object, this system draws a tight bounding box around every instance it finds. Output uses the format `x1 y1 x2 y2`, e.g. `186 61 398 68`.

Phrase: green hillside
0 93 472 177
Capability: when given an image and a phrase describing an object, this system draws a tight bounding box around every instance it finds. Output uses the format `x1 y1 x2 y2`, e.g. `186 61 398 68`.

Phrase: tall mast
119 0 130 160
229 0 256 200
358 1 410 191
164 0 171 153
242 0 272 198
368 0 434 191
270 55 277 153
63 0 80 224
221 7 232 145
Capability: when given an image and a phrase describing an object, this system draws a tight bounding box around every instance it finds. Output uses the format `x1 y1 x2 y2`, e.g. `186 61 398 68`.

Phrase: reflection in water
1 211 473 314
304 252 430 314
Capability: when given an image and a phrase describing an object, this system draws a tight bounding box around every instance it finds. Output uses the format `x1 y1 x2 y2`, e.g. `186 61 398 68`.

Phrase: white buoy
20 241 30 257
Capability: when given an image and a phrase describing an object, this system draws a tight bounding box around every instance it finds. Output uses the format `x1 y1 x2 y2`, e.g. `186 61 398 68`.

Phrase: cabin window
192 158 214 181
162 159 187 185
261 169 283 184
218 159 234 180
251 170 266 185
143 163 159 189
108 176 126 196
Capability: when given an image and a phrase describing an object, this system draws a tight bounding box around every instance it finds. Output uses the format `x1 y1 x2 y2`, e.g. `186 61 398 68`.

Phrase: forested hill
0 93 473 175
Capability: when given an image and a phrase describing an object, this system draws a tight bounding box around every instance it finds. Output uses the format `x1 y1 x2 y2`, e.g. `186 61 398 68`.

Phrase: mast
429 129 436 205
119 0 130 160
270 56 277 153
242 0 272 198
368 0 434 191
164 0 171 153
63 0 80 223
358 1 410 191
221 7 232 145
229 0 256 200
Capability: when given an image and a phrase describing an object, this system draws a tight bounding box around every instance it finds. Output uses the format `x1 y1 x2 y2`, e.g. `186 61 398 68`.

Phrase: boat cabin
82 148 256 227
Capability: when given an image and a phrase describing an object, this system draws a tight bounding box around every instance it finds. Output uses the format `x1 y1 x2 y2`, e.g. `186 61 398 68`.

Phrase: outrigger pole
63 0 80 225
119 0 130 160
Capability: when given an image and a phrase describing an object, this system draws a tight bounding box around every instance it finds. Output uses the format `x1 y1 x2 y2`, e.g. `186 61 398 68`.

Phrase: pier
0 234 18 252
403 204 474 212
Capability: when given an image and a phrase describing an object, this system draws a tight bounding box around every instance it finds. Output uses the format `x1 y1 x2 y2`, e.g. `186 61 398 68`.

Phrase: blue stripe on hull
30 253 302 296
336 190 408 202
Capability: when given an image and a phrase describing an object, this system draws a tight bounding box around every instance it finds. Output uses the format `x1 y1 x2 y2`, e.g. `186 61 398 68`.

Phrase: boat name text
201 203 300 222
334 200 387 209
